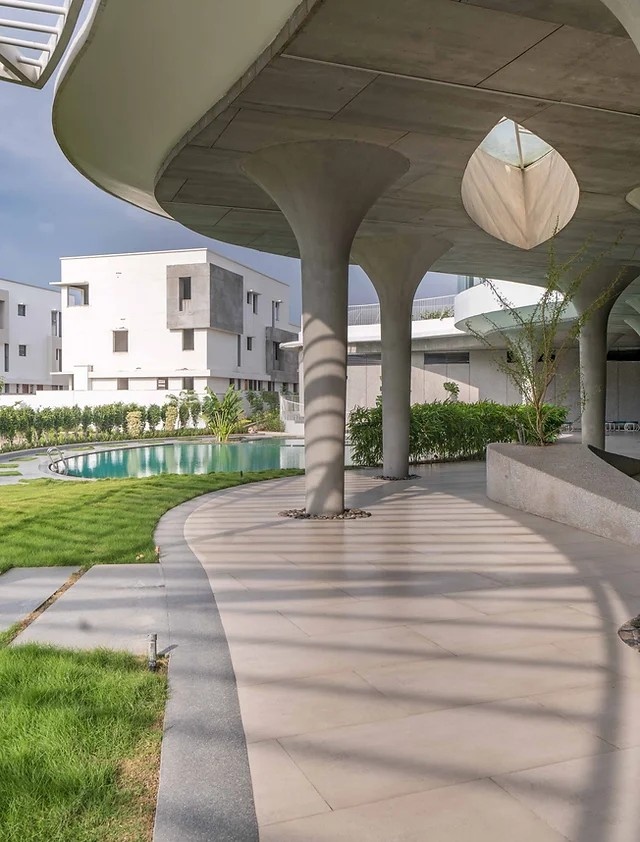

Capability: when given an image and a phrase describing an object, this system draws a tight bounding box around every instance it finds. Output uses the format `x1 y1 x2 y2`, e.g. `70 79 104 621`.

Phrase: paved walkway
0 566 79 632
185 464 640 842
17 564 169 655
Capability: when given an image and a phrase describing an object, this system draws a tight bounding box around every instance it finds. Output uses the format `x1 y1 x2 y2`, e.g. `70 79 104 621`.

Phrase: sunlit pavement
185 463 640 842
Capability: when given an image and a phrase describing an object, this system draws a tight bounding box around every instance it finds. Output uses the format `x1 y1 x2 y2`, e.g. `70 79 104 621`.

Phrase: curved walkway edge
153 493 259 842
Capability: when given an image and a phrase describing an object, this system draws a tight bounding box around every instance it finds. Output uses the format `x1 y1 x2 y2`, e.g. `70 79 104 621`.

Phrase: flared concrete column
242 140 409 514
574 265 638 449
354 234 451 478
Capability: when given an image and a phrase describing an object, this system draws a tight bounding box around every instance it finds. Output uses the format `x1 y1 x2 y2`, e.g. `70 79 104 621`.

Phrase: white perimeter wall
346 348 637 424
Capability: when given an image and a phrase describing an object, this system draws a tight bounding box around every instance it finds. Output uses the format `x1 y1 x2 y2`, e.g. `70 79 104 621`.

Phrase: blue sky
0 79 459 321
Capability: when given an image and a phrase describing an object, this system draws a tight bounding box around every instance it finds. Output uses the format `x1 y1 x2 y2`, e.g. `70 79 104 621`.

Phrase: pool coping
152 488 259 842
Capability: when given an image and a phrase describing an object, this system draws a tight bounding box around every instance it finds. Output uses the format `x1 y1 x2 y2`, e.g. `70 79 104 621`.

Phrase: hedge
347 400 568 466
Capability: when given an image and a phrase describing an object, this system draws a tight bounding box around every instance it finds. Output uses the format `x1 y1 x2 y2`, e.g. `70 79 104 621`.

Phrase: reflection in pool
66 439 350 479
64 439 321 479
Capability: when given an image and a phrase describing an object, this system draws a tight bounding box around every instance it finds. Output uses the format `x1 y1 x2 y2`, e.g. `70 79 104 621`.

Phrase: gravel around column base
279 508 372 520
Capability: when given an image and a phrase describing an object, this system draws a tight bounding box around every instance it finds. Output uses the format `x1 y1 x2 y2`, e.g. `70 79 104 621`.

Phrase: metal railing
0 0 84 88
280 395 304 422
348 295 456 326
46 445 67 473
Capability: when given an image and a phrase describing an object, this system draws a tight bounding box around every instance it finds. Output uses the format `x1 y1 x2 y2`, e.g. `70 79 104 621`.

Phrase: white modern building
0 278 65 395
55 248 299 398
344 279 640 426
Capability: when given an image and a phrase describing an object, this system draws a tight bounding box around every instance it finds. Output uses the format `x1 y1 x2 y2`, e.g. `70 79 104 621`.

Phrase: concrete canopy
133 0 640 294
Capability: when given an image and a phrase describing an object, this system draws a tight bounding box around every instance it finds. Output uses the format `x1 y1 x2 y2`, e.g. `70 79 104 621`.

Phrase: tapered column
574 266 638 449
242 140 408 514
354 234 451 478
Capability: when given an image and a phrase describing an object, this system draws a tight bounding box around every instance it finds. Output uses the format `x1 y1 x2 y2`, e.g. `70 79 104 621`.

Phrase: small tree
202 386 246 442
465 237 627 446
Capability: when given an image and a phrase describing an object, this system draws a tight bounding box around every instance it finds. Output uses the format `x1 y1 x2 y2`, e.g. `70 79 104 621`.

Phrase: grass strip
0 471 21 477
0 645 166 842
0 469 302 575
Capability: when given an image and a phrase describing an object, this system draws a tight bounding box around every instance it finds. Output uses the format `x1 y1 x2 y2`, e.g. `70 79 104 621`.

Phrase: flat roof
59 247 292 289
0 277 60 294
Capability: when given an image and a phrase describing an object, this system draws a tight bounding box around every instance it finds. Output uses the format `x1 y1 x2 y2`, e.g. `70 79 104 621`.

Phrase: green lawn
0 469 301 575
0 645 166 842
0 468 302 840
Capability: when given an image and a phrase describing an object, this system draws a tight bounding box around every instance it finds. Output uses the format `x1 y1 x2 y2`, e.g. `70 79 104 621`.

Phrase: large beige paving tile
258 778 567 841
533 678 640 749
357 643 610 714
551 636 640 680
247 740 329 827
218 606 310 642
451 583 601 616
410 606 610 655
275 592 485 637
229 625 446 686
279 696 612 809
494 746 640 842
238 670 405 742
339 569 503 600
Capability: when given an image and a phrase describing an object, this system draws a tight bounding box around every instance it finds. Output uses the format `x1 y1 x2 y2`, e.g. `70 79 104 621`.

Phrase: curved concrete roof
55 0 640 284
53 0 311 215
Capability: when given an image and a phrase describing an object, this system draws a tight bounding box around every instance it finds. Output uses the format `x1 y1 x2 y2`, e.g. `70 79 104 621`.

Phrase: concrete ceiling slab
153 0 640 294
234 56 375 119
480 27 640 114
288 0 560 85
211 107 406 153
458 0 628 36
334 74 550 140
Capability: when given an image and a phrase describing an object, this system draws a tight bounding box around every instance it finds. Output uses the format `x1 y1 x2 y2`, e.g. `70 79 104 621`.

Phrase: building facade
343 280 640 427
56 248 299 397
0 278 65 394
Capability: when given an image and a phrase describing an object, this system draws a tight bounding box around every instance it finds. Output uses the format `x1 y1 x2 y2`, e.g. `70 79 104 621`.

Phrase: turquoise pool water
64 439 307 479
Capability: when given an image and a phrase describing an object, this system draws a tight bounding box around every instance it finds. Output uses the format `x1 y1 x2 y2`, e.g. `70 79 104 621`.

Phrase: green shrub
347 400 568 466
202 386 246 441
164 404 178 433
126 410 143 438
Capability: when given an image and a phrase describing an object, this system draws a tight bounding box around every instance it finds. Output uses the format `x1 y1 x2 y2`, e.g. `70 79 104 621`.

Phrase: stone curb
152 491 258 842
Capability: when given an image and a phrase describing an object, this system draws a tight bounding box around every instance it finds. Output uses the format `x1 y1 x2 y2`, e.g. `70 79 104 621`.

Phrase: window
608 348 640 361
18 344 26 357
229 378 235 387
237 334 242 367
17 303 26 317
179 276 191 311
424 352 470 365
247 291 259 314
182 328 194 351
273 341 280 362
3 343 8 372
157 378 168 390
347 354 382 366
67 284 89 306
272 300 281 323
183 376 194 390
117 378 129 390
51 310 62 338
0 300 5 329
506 350 555 363
113 330 128 352
283 383 289 393
55 348 62 371
267 381 274 392
246 336 253 351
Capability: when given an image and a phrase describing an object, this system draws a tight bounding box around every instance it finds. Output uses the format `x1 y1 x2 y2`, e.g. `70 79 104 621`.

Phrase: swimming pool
63 439 310 479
